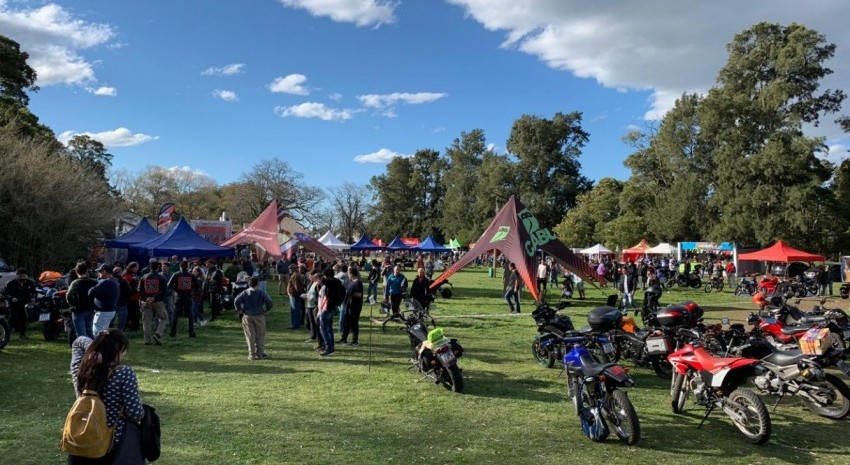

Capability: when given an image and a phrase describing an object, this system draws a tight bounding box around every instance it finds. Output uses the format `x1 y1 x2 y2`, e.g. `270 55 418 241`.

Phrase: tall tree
408 149 447 241
240 159 324 222
554 178 623 248
702 22 843 247
507 111 592 229
66 135 113 182
369 156 416 241
0 35 38 106
471 152 517 240
327 182 371 242
441 129 488 242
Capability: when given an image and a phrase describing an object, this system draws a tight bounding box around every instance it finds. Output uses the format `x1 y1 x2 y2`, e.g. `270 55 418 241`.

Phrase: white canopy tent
317 231 351 250
579 244 614 255
646 242 676 255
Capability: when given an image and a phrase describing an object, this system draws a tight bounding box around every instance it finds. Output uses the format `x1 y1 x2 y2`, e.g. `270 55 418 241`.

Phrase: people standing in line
89 264 119 334
536 259 549 293
505 262 521 314
334 264 351 336
340 266 364 346
191 266 208 327
122 262 141 332
318 268 339 357
2 268 36 339
409 268 432 310
384 265 408 318
287 264 306 330
67 330 145 464
67 263 98 340
207 262 224 321
138 261 168 346
167 260 198 338
234 277 273 360
367 259 381 303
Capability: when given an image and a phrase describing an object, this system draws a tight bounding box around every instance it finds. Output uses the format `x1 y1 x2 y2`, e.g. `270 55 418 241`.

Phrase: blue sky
2 0 849 189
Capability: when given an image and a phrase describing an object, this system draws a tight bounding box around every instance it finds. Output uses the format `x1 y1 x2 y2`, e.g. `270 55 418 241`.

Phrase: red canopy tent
621 239 651 261
737 240 825 262
430 196 605 302
220 200 284 258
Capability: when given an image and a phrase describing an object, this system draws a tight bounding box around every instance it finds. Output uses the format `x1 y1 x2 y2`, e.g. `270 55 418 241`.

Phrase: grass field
1 267 849 464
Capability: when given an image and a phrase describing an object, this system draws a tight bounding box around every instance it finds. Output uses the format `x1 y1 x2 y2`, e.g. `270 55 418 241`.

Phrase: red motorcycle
668 333 771 444
757 276 780 296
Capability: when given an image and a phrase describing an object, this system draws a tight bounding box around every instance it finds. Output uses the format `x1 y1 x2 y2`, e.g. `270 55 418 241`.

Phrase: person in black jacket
2 268 37 339
409 268 432 310
114 266 132 331
167 261 198 338
207 262 224 321
67 263 98 339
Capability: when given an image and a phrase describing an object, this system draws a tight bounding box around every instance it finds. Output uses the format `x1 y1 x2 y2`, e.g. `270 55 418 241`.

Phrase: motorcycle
639 284 663 326
35 286 66 341
704 275 725 293
666 270 702 289
709 319 850 419
734 275 758 296
531 301 574 368
763 298 850 349
668 331 772 444
586 306 673 378
388 298 465 392
562 332 640 445
841 282 850 299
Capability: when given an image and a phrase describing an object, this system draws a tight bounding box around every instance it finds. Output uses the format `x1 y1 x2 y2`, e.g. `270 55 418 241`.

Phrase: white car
0 258 15 293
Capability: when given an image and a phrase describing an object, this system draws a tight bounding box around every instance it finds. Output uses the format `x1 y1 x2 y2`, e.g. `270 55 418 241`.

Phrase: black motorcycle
666 270 702 289
531 301 574 368
735 275 758 296
386 298 465 392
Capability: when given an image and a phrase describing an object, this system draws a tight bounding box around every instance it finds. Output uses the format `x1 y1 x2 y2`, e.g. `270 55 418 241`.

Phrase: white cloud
279 0 396 27
328 93 343 102
201 63 245 76
212 89 239 101
274 102 358 121
268 74 310 95
88 86 116 96
353 148 410 163
445 0 850 121
167 165 208 177
358 92 447 108
819 143 849 161
0 2 116 86
58 127 158 147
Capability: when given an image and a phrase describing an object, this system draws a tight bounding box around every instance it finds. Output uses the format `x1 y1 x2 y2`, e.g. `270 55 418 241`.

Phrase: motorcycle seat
762 349 805 367
798 316 828 325
543 324 571 338
580 361 617 377
780 324 813 335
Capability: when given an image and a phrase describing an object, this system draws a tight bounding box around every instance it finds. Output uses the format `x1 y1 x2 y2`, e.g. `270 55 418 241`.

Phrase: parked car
0 258 15 294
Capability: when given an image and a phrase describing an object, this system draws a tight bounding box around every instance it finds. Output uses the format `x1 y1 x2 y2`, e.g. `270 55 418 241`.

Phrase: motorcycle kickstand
771 392 785 412
697 405 715 429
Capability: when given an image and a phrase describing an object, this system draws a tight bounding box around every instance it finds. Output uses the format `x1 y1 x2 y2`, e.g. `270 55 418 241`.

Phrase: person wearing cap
2 268 37 339
89 264 120 334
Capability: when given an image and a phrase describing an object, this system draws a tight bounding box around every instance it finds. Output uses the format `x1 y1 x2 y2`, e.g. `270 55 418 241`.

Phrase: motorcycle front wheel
802 374 850 420
650 358 673 379
441 364 464 393
670 372 688 414
531 340 555 368
726 388 771 445
704 283 712 293
0 318 9 349
606 389 640 445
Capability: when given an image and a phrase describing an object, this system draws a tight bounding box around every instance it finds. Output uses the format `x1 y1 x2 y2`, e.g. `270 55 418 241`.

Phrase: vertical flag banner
157 203 175 233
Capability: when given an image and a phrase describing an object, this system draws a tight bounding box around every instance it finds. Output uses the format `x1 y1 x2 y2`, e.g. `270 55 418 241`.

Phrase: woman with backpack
67 329 145 464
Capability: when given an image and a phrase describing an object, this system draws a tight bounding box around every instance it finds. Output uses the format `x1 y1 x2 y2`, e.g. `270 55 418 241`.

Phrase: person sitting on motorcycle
3 268 37 339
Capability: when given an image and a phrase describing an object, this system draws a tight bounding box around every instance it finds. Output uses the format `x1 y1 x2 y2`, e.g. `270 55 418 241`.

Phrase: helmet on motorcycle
682 301 703 322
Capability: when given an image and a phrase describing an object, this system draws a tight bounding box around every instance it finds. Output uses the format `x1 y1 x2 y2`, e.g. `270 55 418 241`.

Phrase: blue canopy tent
413 236 451 253
349 234 385 252
129 217 234 259
106 218 159 248
385 236 410 251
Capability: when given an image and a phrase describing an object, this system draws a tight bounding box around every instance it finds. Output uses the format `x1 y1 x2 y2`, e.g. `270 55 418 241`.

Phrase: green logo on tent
490 226 510 243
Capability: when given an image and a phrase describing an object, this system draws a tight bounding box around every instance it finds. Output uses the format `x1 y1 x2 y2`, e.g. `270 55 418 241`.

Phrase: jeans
307 306 320 342
367 281 378 303
505 289 520 313
338 303 348 335
114 305 128 331
72 311 94 339
289 295 303 329
258 280 267 293
92 311 115 334
318 310 334 353
171 297 195 337
192 300 206 323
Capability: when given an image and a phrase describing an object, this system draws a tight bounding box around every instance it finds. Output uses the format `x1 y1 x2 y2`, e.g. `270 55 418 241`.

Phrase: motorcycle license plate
602 342 615 354
38 312 51 322
837 360 850 377
437 351 456 365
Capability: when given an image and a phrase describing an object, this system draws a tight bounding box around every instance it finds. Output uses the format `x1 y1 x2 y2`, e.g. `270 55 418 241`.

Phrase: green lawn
1 267 848 464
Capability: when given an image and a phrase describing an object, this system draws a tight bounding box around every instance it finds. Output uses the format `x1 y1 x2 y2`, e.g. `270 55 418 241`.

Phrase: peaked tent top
385 236 410 251
579 243 613 255
414 236 451 253
349 234 384 251
130 217 234 258
107 218 159 248
738 240 825 263
220 200 283 258
623 239 652 254
318 231 351 250
448 238 464 249
430 196 604 301
646 242 676 255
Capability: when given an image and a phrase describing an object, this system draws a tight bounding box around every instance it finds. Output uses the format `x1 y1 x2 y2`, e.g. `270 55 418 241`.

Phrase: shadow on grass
462 369 563 403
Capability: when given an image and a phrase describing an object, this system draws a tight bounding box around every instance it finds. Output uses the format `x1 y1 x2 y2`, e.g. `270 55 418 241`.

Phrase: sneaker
315 345 325 351
248 355 257 361
351 341 359 347
260 353 269 360
320 351 334 357
337 339 347 344
153 334 161 345
200 320 208 327
304 338 314 344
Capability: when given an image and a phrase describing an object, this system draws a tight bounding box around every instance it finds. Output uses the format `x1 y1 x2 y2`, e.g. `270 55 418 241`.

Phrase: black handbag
140 404 161 462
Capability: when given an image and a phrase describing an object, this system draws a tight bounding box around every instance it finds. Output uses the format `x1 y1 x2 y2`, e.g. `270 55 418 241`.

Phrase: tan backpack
59 389 114 458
